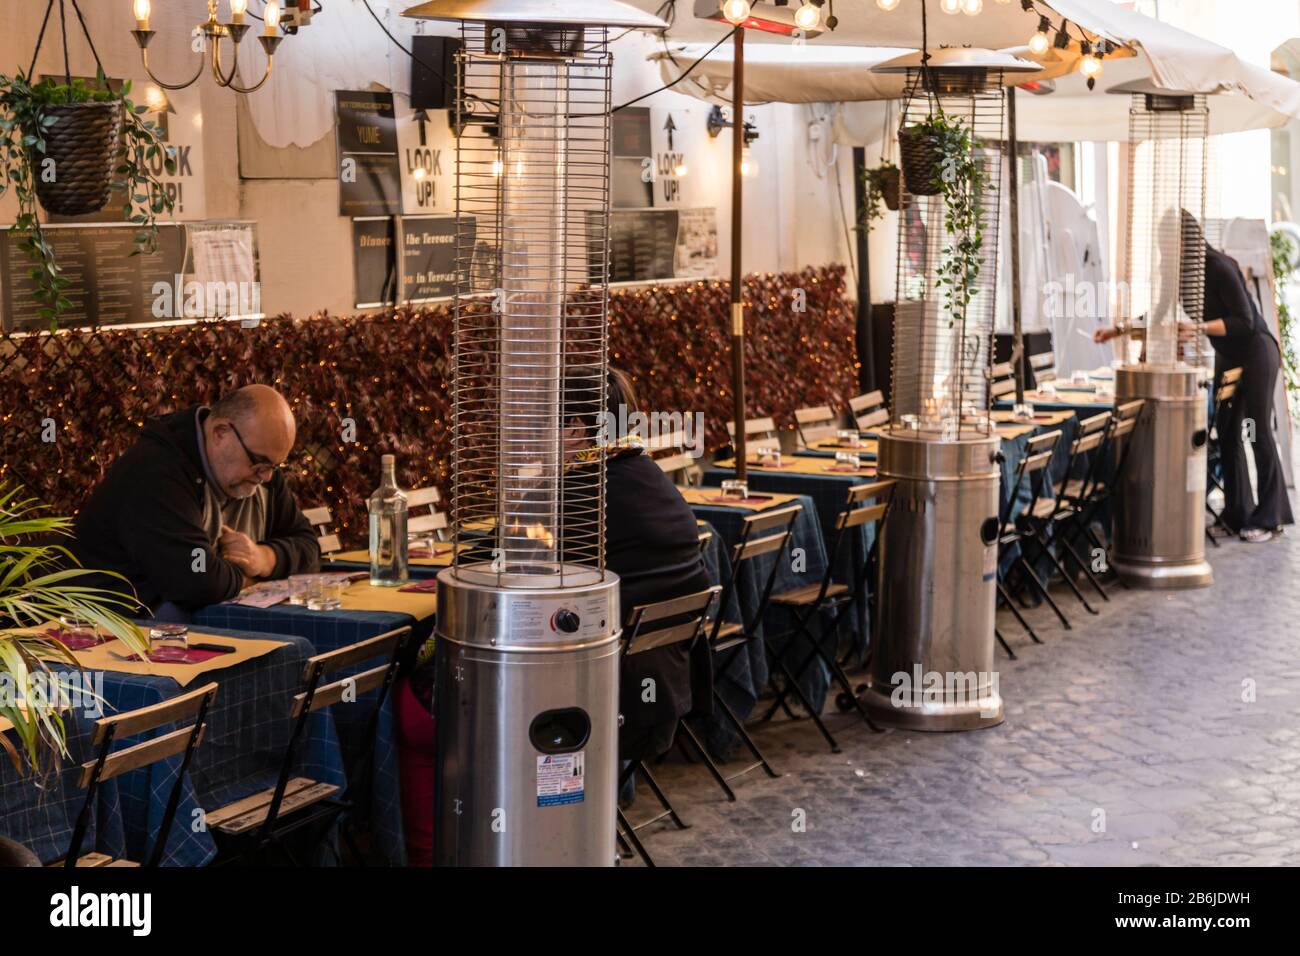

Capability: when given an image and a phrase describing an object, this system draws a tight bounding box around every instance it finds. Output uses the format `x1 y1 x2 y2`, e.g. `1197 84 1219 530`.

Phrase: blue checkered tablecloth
0 627 345 867
691 494 840 756
192 603 433 866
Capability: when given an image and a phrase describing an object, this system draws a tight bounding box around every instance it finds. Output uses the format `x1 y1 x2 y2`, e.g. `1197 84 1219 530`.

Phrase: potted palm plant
0 71 176 325
0 481 148 829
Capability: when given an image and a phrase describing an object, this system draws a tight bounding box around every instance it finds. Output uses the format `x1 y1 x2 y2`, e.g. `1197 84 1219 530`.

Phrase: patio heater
1109 81 1213 588
402 0 667 866
861 49 1036 731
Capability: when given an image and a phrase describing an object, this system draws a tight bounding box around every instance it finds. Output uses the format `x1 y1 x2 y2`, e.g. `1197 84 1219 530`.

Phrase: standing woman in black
1187 218 1294 541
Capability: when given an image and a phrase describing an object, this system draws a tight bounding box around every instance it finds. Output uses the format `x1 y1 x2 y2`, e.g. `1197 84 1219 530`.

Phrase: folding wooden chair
793 405 840 450
406 486 450 546
205 625 413 866
303 505 342 558
988 361 1018 400
615 587 720 868
1029 349 1057 385
848 390 889 431
726 416 782 454
687 504 804 801
1017 413 1113 618
994 428 1063 657
761 481 896 752
1206 369 1242 544
54 682 219 868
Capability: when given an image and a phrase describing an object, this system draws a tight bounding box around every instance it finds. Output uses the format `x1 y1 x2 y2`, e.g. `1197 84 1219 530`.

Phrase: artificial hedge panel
0 264 856 546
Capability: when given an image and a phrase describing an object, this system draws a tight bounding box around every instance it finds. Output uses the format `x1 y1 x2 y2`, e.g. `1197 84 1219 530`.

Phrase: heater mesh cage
890 69 1005 438
1122 92 1209 368
448 22 612 587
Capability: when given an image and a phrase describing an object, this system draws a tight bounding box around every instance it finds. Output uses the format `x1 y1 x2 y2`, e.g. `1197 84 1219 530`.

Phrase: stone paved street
631 524 1300 866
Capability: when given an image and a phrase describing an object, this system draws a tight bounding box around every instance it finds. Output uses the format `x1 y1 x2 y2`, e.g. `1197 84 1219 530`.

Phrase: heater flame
526 522 556 551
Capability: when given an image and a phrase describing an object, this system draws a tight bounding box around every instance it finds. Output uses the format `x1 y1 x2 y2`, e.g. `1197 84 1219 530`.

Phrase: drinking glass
721 479 749 500
149 623 189 649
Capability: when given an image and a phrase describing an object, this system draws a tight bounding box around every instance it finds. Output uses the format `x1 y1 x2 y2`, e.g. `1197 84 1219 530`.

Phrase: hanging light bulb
721 0 751 25
1028 16 1051 56
794 1 821 30
741 146 757 177
229 0 247 23
133 0 151 30
264 1 280 34
962 0 983 14
876 0 901 11
940 0 962 13
1079 42 1103 79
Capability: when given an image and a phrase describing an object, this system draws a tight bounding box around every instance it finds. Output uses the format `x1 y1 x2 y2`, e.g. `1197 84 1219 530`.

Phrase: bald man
73 385 320 619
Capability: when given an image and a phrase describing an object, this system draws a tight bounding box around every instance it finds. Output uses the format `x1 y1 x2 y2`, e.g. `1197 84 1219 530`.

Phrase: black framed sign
353 217 397 309
398 215 461 304
336 91 401 217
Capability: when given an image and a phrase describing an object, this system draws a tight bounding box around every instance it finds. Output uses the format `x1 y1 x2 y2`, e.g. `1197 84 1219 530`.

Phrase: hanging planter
898 120 948 196
0 73 175 325
32 98 123 216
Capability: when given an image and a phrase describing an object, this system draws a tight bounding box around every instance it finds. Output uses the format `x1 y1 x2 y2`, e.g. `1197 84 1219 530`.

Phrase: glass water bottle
368 454 409 586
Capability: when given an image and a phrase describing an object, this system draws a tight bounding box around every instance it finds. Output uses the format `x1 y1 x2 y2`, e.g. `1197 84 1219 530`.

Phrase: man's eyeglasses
227 422 279 479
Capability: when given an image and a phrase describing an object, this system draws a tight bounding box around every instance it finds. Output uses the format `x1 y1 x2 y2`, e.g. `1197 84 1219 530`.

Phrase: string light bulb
962 0 983 14
876 0 901 10
721 0 751 25
1028 15 1051 56
940 0 962 13
1079 42 1103 78
794 1 821 30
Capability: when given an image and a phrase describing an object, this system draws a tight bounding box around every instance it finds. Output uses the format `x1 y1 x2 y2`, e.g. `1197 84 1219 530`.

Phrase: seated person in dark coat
71 384 320 619
562 369 714 763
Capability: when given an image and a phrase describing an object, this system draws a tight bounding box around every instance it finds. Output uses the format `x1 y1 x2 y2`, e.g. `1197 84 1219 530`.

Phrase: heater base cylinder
433 567 620 866
1112 365 1213 590
862 432 1004 732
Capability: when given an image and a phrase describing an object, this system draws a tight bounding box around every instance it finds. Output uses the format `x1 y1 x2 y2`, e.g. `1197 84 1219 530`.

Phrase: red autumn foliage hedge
0 264 856 546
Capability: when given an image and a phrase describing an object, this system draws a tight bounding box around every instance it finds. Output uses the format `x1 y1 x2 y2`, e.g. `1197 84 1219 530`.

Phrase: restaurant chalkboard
0 223 187 332
336 91 401 217
399 215 461 303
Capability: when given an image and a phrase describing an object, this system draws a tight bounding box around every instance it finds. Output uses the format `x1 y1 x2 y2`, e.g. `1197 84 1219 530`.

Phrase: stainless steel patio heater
402 0 667 866
1109 81 1213 589
861 49 1036 731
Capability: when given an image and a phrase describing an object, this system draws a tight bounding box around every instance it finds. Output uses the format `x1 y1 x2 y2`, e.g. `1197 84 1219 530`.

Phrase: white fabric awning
643 0 1300 142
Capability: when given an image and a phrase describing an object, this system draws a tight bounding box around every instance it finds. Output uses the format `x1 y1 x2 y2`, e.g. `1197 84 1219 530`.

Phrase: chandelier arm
219 60 274 95
210 34 242 88
138 47 207 91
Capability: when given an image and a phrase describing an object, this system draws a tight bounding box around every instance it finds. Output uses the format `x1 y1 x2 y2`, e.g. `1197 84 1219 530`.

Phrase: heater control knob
552 609 581 634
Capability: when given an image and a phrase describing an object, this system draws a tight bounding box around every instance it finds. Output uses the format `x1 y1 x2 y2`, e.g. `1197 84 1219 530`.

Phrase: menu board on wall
603 209 679 283
336 91 401 217
399 215 461 303
353 217 397 309
1 224 185 331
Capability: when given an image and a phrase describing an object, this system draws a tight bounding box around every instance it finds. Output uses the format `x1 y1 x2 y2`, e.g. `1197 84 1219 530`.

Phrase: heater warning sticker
537 752 585 807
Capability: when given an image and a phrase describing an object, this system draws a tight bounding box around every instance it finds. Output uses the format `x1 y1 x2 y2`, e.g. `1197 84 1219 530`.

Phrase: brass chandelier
129 0 289 93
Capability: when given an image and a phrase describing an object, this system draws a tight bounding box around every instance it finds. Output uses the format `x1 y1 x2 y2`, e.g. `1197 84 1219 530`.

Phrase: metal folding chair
760 481 896 753
206 625 412 866
615 586 720 868
995 428 1063 657
57 682 218 868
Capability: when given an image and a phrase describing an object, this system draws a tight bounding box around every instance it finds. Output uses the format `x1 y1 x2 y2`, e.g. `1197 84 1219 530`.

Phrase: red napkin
409 543 454 559
398 578 440 593
123 646 229 665
709 495 775 506
43 627 107 651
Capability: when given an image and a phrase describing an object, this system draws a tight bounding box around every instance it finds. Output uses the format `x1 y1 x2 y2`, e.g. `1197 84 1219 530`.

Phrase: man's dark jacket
71 406 320 613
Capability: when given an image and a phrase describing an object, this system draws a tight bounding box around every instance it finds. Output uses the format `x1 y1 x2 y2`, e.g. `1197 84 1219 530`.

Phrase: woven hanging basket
32 100 123 217
877 166 902 211
898 124 945 197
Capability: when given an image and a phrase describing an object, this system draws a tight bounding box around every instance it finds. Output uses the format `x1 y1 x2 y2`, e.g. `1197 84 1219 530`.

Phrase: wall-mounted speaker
410 35 461 112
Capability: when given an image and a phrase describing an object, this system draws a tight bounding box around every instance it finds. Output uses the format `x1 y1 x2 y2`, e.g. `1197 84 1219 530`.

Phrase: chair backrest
1077 411 1112 436
710 504 802 644
304 505 341 556
623 587 720 657
1114 399 1144 422
69 681 219 867
656 450 697 485
990 377 1018 398
405 487 450 541
989 361 1014 380
1029 350 1056 375
697 527 713 555
1002 429 1063 527
726 416 780 453
794 405 839 447
848 390 888 431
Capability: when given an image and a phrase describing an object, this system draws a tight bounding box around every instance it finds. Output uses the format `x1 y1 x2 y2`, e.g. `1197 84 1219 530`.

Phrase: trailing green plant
0 481 148 778
1270 229 1300 417
859 160 899 231
0 70 176 327
907 111 986 327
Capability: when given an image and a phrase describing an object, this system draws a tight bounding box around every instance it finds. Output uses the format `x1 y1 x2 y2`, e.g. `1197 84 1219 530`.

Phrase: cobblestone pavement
632 527 1300 866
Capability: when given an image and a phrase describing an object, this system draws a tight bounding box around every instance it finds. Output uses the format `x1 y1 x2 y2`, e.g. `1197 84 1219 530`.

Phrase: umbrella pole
731 26 747 479
853 146 875 393
1007 84 1025 405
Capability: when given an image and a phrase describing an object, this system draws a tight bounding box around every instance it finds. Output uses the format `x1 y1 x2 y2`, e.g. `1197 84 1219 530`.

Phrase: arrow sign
415 109 429 147
663 114 676 152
